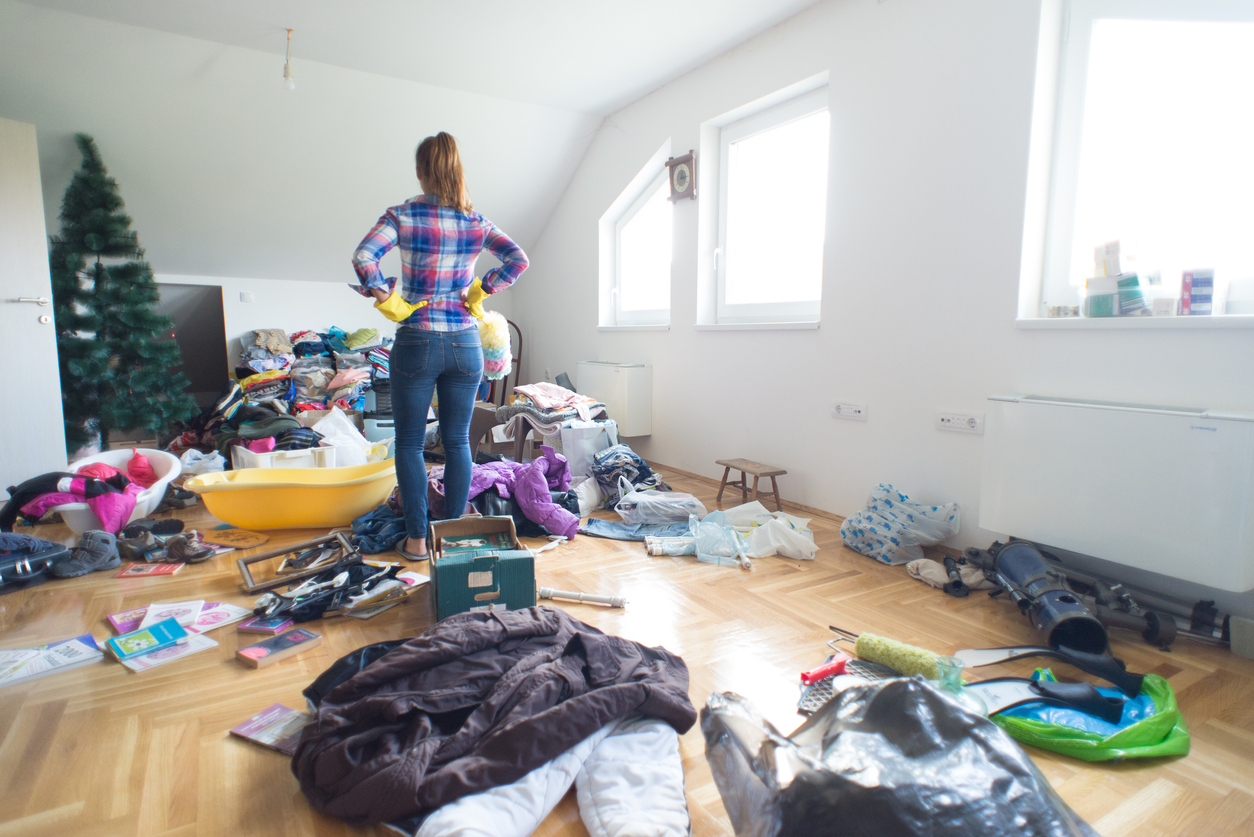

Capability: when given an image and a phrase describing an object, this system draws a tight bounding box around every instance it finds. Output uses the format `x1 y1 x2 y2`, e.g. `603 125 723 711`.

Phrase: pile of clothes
167 325 393 460
241 327 391 417
292 607 695 836
493 382 607 447
1 450 159 533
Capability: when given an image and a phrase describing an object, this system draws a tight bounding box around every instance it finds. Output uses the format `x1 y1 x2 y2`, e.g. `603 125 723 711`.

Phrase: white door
0 118 67 499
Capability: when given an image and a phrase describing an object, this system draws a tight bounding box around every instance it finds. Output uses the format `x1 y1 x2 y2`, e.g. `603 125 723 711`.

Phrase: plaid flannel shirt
352 195 528 332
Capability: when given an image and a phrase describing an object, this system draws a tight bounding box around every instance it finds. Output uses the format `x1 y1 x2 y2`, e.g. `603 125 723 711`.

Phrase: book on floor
237 614 294 635
114 562 183 578
138 601 206 630
120 633 218 673
105 618 188 661
229 704 313 756
236 628 322 669
109 602 251 635
0 635 104 688
186 602 253 634
108 606 152 635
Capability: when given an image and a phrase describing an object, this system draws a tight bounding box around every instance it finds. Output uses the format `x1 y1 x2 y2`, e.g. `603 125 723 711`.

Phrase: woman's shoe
394 540 428 561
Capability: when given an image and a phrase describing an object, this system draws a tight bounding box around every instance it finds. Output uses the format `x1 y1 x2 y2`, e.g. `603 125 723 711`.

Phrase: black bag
0 535 69 594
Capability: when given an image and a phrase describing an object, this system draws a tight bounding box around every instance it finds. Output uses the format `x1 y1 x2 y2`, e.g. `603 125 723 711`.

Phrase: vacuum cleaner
973 539 1109 655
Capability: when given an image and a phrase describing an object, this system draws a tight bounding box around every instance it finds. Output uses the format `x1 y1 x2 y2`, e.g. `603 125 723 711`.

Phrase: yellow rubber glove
464 277 488 321
374 290 428 323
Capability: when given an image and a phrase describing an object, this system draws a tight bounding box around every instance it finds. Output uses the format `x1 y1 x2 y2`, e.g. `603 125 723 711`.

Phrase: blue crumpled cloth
579 518 691 542
350 504 406 554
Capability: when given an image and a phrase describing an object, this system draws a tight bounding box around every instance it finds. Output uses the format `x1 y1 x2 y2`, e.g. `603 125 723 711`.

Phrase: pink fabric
21 492 82 518
79 463 126 482
20 483 140 534
327 368 370 390
513 382 602 421
247 437 277 453
89 485 139 533
127 451 158 488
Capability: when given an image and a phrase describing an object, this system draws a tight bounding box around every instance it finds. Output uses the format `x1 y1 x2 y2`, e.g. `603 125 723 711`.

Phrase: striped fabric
352 195 528 332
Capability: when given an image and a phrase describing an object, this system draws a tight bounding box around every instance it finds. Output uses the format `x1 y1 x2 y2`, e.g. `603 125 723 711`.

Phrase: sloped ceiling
14 0 824 115
0 0 821 283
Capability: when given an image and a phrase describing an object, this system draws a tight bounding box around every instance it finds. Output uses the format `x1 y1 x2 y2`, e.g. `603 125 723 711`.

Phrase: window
1032 0 1254 315
615 172 672 324
599 145 672 327
715 86 830 324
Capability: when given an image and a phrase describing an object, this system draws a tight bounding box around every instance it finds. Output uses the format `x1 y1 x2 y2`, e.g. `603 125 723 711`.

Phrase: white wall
0 0 597 287
516 0 1254 571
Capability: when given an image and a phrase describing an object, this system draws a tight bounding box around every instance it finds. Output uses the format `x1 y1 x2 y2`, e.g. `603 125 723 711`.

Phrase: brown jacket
291 606 696 824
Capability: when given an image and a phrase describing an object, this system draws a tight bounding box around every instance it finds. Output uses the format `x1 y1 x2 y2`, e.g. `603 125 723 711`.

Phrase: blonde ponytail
416 132 473 215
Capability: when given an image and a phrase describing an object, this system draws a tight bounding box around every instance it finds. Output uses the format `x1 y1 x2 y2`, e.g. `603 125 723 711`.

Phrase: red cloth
128 451 159 488
79 463 126 482
246 437 277 453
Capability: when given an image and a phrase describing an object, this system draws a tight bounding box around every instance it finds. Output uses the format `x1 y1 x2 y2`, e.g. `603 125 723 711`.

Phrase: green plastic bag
990 672 1189 762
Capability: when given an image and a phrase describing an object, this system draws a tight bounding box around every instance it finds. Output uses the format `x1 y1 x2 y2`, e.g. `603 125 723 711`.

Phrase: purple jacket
428 446 579 539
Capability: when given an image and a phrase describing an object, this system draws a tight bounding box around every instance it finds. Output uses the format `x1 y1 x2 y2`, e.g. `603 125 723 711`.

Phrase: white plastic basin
49 448 183 534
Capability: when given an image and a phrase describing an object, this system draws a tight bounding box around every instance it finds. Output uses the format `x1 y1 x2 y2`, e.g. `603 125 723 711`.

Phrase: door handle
17 297 51 306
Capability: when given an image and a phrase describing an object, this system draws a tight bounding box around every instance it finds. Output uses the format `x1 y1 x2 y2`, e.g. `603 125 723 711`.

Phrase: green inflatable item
990 671 1189 762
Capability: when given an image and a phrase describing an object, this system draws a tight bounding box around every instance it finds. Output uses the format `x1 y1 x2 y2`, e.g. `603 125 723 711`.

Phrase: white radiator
979 395 1254 592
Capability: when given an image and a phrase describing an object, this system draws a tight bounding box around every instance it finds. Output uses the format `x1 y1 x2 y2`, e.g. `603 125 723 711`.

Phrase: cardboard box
428 517 535 621
297 409 365 432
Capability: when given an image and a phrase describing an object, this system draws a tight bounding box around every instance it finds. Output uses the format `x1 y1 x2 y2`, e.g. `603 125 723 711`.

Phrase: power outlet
937 412 984 434
833 402 867 421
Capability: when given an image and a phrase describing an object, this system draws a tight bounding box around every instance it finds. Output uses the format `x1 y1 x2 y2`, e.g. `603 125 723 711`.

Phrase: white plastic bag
615 477 707 525
573 477 605 517
840 484 960 565
722 501 818 560
312 407 372 467
559 419 619 481
180 448 225 475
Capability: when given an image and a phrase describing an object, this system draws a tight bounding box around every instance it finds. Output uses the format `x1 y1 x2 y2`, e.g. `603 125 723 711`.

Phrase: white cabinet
575 362 652 437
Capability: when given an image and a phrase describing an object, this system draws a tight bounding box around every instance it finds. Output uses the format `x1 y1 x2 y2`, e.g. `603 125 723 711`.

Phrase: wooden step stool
716 459 786 511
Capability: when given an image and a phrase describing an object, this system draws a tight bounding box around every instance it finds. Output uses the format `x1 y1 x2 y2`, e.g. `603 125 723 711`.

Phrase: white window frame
1026 0 1254 319
598 142 672 329
715 86 829 325
612 171 670 326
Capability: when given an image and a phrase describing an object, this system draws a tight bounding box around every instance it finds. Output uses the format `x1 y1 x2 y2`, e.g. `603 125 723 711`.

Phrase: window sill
694 321 820 331
1017 315 1254 330
597 324 671 332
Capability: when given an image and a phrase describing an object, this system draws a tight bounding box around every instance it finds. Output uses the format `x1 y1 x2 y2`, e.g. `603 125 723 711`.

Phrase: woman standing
353 132 528 559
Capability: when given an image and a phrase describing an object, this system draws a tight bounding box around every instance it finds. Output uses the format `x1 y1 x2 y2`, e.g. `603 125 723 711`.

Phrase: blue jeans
391 326 483 539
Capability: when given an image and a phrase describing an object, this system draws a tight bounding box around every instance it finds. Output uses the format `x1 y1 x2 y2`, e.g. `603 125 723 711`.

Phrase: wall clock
666 151 696 202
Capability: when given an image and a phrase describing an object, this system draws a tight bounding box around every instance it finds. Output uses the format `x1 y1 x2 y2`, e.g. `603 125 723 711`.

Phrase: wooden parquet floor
2 464 1254 836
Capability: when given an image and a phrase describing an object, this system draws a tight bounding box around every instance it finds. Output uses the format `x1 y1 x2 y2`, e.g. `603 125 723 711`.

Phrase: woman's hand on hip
370 287 391 303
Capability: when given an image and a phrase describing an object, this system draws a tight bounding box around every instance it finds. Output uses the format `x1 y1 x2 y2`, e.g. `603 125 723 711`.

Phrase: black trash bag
702 679 1098 837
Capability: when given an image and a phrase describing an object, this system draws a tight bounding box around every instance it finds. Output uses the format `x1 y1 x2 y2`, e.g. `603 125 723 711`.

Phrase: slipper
394 542 428 561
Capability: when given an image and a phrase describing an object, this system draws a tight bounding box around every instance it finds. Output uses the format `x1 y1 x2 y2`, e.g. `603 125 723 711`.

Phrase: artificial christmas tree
49 134 197 453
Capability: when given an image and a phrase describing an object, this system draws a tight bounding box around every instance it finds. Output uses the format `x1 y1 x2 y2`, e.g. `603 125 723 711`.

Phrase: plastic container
50 448 182 534
230 445 338 470
184 460 396 530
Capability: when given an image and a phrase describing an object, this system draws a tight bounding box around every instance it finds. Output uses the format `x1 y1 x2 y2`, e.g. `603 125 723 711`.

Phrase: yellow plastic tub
184 461 397 530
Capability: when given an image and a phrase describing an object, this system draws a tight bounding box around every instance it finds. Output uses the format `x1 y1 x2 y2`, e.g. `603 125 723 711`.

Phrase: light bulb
283 62 296 92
